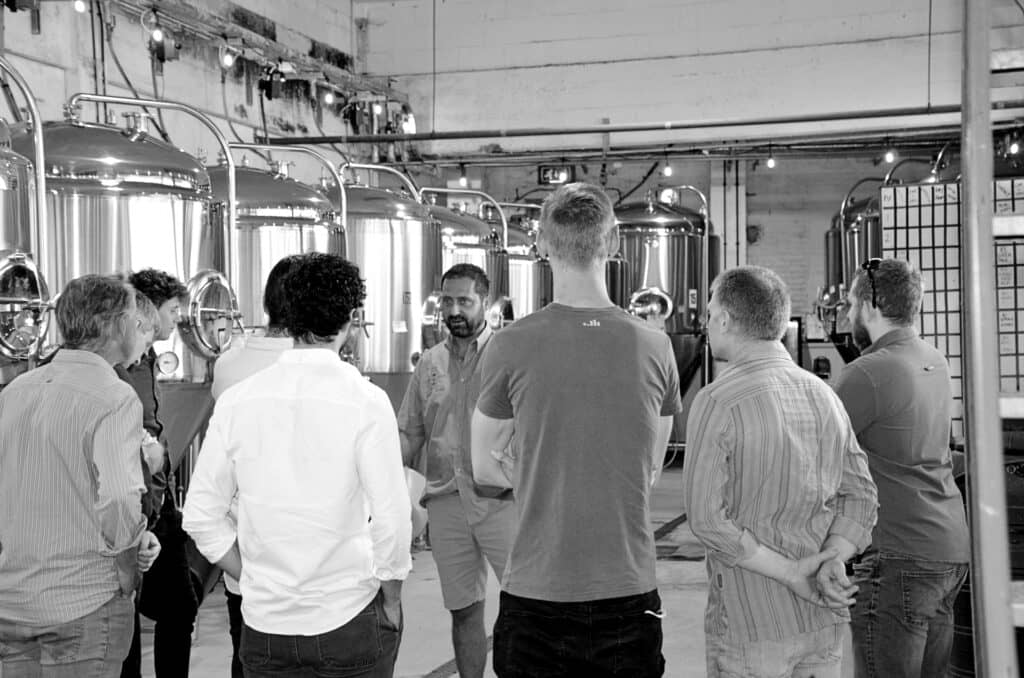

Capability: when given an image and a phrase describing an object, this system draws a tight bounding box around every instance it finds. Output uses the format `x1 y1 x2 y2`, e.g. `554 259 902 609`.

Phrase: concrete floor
140 467 854 677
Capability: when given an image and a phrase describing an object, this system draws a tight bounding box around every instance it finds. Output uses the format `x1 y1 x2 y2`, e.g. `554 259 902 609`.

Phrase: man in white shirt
210 254 301 678
183 253 412 677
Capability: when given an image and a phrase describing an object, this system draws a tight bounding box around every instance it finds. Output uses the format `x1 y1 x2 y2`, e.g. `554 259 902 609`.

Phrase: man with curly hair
119 268 195 678
184 253 412 677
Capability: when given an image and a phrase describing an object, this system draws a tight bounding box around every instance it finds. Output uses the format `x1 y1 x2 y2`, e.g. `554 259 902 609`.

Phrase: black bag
138 492 221 621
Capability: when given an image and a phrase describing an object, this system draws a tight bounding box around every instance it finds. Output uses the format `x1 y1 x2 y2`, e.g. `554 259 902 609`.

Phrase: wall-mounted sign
537 165 575 185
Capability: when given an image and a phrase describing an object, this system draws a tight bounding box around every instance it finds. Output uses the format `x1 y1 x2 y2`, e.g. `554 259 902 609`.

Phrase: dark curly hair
128 268 188 309
283 253 366 344
264 255 305 330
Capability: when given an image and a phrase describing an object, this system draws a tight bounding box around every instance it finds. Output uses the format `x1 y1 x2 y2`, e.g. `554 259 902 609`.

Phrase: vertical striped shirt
683 343 877 642
0 350 147 626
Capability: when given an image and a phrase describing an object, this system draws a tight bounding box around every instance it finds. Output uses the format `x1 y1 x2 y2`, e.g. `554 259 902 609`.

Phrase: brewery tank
325 174 441 409
613 186 719 444
499 203 552 318
208 162 343 328
0 134 47 387
11 114 239 377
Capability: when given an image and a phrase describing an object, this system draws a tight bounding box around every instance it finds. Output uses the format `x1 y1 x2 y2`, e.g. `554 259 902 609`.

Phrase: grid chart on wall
879 180 1024 441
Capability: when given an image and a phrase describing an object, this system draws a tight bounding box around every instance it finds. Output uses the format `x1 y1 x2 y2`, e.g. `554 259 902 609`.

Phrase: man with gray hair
834 258 968 677
472 182 680 677
683 265 877 677
0 274 161 677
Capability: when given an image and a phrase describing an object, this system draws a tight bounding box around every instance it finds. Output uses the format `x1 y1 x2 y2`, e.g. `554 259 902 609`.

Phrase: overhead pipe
259 101 1024 146
341 162 421 201
0 55 47 264
230 143 347 231
65 93 238 291
420 187 508 250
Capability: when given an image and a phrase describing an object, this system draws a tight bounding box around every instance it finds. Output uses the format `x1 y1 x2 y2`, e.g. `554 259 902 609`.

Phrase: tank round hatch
208 165 336 228
12 121 210 196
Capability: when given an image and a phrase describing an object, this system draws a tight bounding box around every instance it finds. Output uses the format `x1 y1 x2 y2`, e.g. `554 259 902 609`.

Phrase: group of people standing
0 180 969 678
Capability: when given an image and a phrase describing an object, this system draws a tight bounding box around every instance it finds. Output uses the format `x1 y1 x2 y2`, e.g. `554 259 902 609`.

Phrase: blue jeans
705 623 844 678
0 592 135 677
851 551 968 678
240 590 401 678
492 589 665 678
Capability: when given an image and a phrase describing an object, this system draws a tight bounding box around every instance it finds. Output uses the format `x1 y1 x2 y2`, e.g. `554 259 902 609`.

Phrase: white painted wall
358 0 1024 153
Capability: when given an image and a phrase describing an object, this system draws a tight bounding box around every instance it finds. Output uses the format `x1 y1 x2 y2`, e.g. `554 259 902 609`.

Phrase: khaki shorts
426 492 516 611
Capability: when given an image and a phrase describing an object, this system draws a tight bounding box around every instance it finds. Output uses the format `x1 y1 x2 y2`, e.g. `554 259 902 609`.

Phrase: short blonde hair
539 182 616 267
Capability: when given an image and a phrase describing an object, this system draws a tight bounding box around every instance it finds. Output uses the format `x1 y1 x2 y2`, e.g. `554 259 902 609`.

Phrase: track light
73 0 87 12
219 44 239 69
458 164 468 188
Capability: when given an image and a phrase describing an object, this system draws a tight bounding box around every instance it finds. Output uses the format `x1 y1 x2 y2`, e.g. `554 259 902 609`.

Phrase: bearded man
398 263 516 678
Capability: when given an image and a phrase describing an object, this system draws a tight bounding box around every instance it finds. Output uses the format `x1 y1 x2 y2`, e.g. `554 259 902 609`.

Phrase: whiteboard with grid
879 181 1024 441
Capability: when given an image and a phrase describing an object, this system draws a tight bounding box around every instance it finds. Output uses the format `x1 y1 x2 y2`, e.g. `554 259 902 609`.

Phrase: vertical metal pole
962 1 1018 675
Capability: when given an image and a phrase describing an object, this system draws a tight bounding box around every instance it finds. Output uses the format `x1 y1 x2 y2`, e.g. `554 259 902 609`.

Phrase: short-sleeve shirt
476 303 681 602
833 327 969 562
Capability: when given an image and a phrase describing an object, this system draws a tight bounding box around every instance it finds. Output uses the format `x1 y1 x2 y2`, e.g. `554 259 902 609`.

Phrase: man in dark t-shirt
472 182 680 678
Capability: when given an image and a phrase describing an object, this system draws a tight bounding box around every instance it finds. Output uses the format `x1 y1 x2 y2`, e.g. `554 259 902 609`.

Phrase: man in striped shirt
684 266 878 678
0 274 161 677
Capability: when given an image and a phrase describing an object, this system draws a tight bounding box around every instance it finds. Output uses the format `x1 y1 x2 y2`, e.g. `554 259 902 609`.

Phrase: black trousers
493 589 665 678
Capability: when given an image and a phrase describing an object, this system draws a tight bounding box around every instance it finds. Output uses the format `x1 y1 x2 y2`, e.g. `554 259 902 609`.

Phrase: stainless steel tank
209 163 342 328
613 186 719 446
614 193 710 332
815 177 883 353
0 57 51 389
11 112 238 384
499 204 553 318
0 142 47 387
325 176 440 409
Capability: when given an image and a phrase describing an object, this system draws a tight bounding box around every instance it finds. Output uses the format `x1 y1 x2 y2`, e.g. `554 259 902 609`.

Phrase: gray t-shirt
476 303 681 602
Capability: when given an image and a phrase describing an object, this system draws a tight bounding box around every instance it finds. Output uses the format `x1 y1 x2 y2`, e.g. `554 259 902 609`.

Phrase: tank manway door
178 269 241 360
0 251 50 362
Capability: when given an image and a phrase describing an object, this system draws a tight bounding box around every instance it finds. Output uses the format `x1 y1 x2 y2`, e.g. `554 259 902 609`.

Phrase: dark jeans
240 590 401 678
851 550 969 678
492 589 665 678
0 592 134 677
227 589 244 678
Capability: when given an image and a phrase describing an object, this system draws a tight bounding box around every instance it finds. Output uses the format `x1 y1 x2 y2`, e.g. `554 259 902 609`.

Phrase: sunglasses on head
861 258 882 308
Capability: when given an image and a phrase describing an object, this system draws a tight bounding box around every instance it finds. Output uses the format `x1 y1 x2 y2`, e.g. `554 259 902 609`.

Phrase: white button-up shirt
183 347 412 635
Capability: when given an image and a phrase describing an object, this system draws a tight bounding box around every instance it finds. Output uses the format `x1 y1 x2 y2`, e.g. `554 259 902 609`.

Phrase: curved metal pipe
65 93 237 291
661 184 710 221
838 177 886 290
882 157 934 185
932 140 957 177
0 55 47 266
420 187 508 250
341 162 420 201
230 143 346 231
